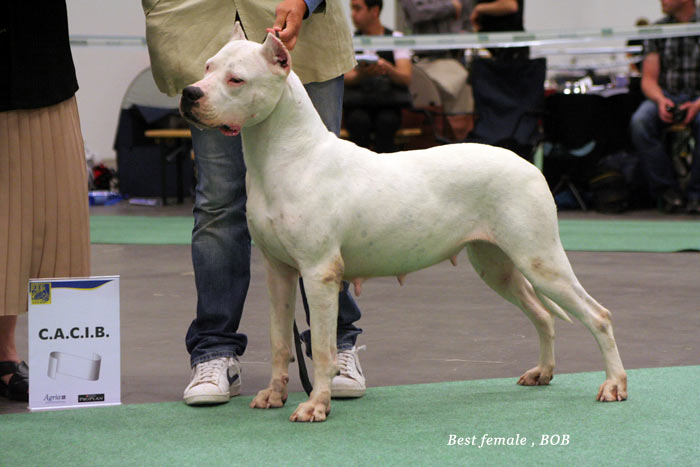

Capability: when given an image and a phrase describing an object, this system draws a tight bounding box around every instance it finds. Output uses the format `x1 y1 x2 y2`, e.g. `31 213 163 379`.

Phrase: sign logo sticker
30 283 51 305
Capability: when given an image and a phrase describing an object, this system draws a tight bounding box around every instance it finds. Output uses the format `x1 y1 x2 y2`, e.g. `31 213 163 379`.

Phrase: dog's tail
535 290 573 323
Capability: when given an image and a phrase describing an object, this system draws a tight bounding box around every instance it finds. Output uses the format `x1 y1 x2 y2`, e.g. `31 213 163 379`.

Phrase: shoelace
195 359 228 384
337 346 366 377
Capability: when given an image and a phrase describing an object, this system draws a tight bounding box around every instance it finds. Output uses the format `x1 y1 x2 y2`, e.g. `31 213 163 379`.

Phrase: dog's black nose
182 86 204 103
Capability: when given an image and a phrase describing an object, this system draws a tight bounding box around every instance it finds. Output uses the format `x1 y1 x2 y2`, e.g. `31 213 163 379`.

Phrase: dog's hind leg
506 241 627 402
251 256 299 410
466 241 556 386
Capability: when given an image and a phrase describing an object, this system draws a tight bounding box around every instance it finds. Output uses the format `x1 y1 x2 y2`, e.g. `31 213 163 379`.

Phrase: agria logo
43 393 67 403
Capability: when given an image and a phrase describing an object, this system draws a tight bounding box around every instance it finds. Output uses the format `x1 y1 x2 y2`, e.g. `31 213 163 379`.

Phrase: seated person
470 0 527 60
466 0 543 157
344 0 412 153
400 0 473 140
629 0 700 214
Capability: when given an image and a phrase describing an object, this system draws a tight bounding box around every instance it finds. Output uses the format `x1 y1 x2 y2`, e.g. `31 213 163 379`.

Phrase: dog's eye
229 77 245 85
205 64 211 73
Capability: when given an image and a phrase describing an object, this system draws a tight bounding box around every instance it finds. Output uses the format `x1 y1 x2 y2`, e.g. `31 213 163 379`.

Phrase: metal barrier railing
69 22 700 51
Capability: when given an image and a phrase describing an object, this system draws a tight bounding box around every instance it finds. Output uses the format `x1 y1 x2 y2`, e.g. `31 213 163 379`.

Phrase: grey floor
1 201 698 414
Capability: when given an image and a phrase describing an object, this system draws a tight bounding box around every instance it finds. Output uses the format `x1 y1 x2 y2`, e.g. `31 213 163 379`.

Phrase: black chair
114 67 194 203
540 92 609 210
468 57 547 159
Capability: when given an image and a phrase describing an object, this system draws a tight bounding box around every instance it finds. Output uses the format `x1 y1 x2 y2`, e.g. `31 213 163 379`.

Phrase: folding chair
468 57 547 160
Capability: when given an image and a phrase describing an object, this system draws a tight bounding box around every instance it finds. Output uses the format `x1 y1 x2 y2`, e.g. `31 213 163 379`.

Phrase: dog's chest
245 189 301 267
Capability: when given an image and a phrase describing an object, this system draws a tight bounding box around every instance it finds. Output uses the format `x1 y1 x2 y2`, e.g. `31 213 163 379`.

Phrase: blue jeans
186 76 362 366
629 94 700 201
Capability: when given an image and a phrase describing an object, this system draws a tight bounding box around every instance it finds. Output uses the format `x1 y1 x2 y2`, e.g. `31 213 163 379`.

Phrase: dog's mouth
219 124 241 136
181 109 240 136
181 109 206 129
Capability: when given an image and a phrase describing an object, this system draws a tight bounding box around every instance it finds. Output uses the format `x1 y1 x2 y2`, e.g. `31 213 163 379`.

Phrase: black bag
589 151 649 213
589 171 630 213
344 75 411 110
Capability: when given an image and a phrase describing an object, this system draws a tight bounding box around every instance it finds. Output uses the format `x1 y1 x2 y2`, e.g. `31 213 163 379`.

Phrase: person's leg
186 128 250 364
685 109 700 212
373 108 402 153
629 99 679 202
0 316 27 401
301 76 363 353
0 316 19 378
345 108 373 149
686 109 700 199
305 76 345 135
183 127 250 405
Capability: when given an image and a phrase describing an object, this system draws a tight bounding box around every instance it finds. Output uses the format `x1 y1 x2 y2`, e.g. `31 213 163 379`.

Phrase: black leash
294 278 313 396
274 27 311 396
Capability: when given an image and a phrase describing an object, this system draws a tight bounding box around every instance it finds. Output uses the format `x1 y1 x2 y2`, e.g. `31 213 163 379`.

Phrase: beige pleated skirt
0 96 90 316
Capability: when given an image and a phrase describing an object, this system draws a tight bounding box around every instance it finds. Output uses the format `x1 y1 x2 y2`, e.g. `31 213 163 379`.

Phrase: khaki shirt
143 0 356 96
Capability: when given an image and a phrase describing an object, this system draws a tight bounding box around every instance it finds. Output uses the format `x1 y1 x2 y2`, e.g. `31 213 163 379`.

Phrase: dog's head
180 22 292 136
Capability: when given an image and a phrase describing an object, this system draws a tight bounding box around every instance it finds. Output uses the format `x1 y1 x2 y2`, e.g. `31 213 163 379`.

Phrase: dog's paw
596 376 628 402
517 366 554 386
250 387 287 409
289 397 330 422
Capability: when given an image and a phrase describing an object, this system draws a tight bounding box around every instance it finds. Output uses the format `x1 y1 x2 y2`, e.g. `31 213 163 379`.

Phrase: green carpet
90 215 193 245
1 366 697 466
558 219 700 252
90 215 700 252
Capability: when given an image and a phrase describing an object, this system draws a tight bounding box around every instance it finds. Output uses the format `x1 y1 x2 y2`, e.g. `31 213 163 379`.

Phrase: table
144 128 192 205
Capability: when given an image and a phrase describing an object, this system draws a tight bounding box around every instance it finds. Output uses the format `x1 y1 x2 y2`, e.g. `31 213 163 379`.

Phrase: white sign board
28 276 120 411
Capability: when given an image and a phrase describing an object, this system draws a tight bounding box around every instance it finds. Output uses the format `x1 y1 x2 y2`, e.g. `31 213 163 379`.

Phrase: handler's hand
267 0 308 51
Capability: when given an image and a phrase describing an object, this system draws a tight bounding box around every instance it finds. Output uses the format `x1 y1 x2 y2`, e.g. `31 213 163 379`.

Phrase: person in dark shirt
344 0 413 152
470 0 527 60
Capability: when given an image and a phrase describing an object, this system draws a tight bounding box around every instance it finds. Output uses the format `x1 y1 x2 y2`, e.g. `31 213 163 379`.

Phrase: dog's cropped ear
261 33 291 76
230 21 247 41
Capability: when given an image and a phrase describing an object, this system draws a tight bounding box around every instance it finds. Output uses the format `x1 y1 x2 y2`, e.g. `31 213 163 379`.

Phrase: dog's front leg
289 262 342 422
250 256 298 409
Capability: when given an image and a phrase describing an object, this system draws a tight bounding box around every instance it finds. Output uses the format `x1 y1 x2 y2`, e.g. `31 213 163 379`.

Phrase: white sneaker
331 345 366 398
183 356 241 406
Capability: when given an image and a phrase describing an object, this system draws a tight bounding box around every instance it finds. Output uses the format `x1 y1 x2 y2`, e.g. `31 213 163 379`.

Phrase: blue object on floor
89 191 123 206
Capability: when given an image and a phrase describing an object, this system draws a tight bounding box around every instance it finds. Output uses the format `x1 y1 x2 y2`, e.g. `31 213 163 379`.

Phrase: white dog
180 24 628 422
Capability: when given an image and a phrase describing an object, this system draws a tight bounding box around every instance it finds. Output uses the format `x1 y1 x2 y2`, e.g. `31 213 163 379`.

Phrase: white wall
66 1 151 164
66 0 669 163
526 0 661 30
341 0 663 32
